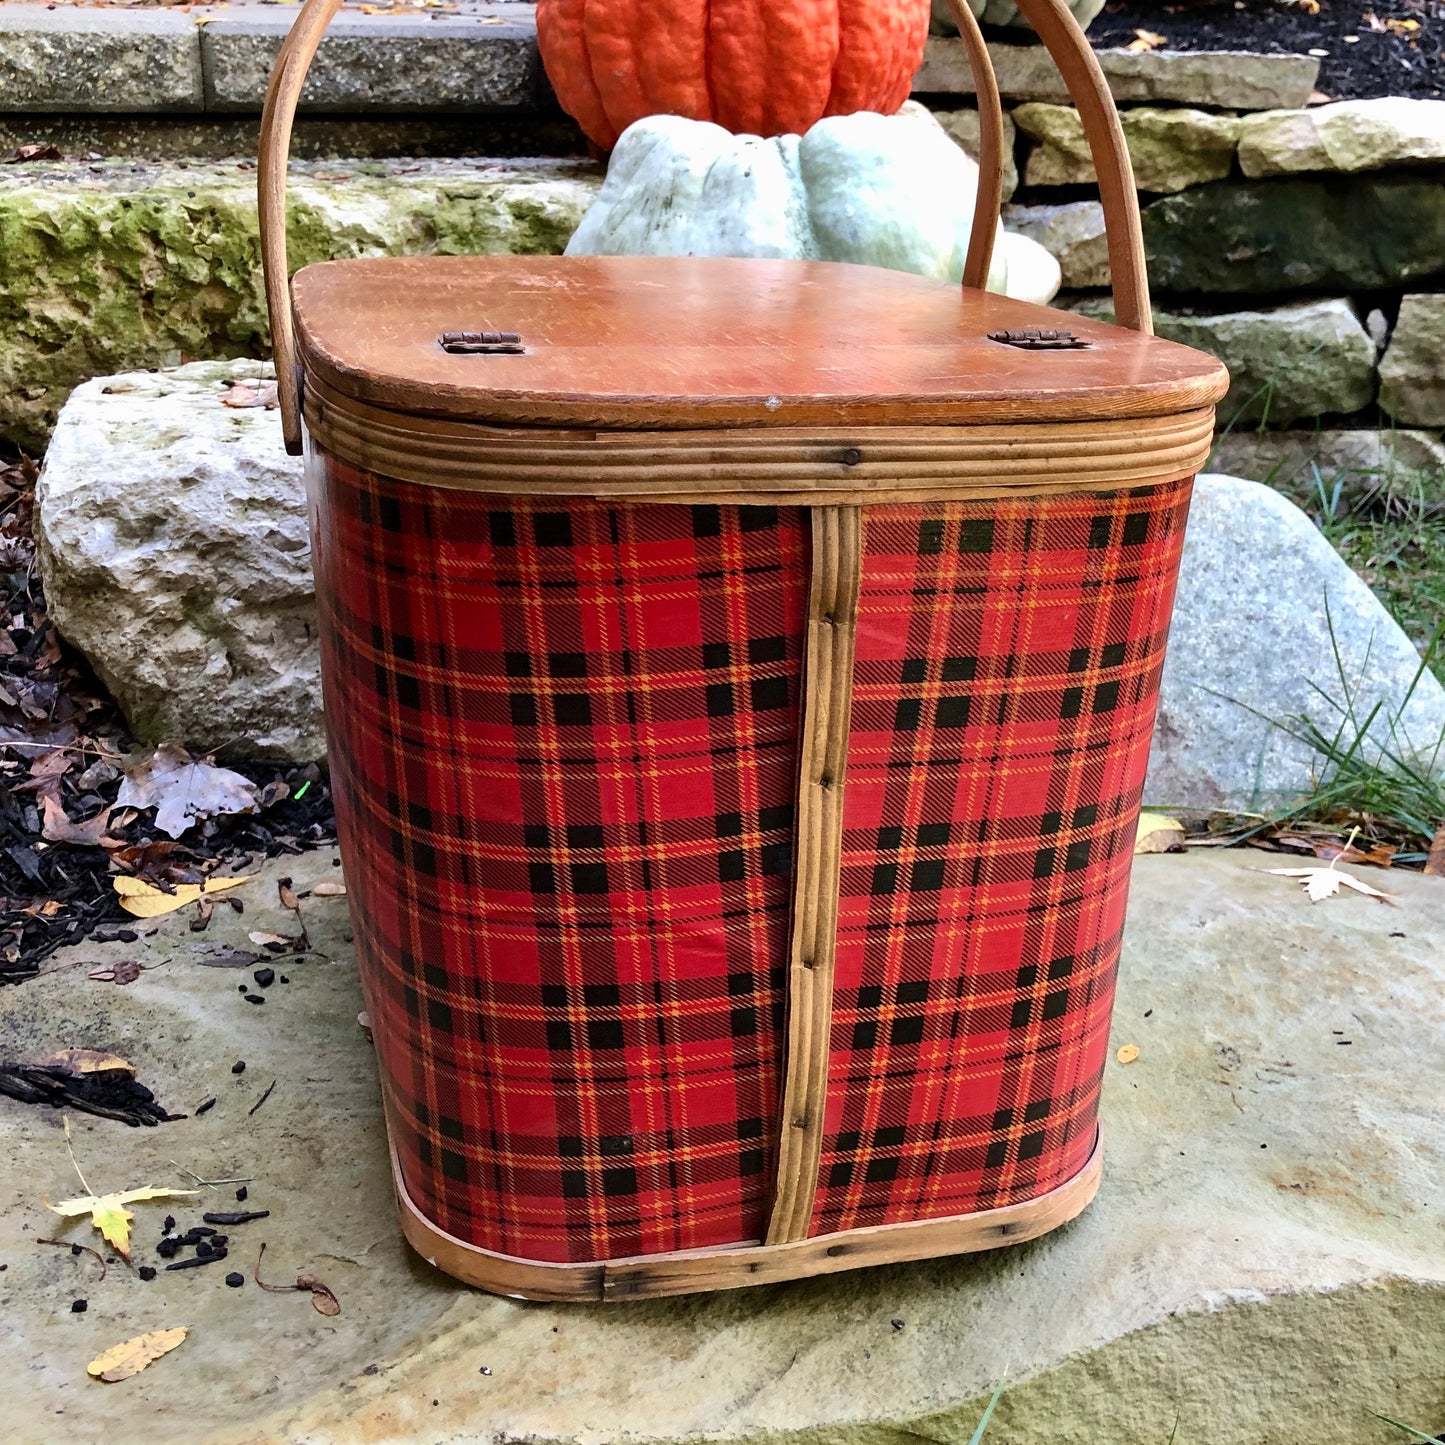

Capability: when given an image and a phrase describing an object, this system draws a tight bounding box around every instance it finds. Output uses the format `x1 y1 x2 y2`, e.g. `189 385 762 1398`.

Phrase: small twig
169 1161 254 1190
62 1117 93 1198
248 1080 277 1117
253 1241 293 1292
36 1236 107 1281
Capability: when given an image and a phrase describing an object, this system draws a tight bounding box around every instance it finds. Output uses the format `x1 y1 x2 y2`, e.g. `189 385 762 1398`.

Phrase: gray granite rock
1210 428 1445 509
914 39 1318 109
1004 199 1109 288
1379 294 1445 429
1073 298 1378 427
1239 97 1445 178
0 4 202 113
1142 175 1445 295
4 848 1443 1445
1015 102 1241 193
35 361 320 762
1148 473 1445 810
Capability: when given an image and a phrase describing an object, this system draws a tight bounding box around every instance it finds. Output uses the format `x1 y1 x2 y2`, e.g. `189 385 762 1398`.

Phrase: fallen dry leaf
1116 1044 1140 1064
255 1242 341 1315
117 742 262 840
1134 812 1185 855
1261 865 1395 904
220 380 279 410
88 960 143 985
114 874 253 919
1424 825 1445 879
41 795 118 847
87 1327 188 1383
248 930 293 948
311 881 347 897
49 1186 200 1257
37 1048 134 1075
1125 27 1166 51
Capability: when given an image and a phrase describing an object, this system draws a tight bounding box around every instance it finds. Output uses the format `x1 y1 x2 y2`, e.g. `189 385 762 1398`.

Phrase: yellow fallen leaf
49 1187 200 1258
1116 1044 1140 1064
37 1048 135 1075
1125 27 1166 52
88 1327 188 1383
113 874 253 918
1134 812 1185 854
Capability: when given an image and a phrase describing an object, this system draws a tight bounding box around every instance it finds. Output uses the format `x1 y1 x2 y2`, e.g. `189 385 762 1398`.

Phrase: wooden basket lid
291 255 1228 431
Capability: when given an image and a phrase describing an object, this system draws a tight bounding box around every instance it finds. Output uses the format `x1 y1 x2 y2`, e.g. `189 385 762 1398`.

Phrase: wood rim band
388 1123 1102 1302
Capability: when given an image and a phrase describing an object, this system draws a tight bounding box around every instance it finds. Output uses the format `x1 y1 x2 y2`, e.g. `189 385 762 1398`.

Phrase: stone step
0 0 1318 117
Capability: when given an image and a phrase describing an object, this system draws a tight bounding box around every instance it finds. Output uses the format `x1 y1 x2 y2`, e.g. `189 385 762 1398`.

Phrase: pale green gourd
566 106 1061 306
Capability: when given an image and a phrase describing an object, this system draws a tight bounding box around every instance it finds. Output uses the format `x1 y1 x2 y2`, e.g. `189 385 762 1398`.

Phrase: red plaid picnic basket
260 0 1228 1300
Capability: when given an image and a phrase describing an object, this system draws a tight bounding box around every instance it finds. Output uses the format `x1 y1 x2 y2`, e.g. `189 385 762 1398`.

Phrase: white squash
565 105 1061 306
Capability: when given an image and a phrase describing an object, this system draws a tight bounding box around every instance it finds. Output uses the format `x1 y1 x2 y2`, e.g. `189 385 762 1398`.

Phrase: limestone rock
1003 199 1109 288
1015 102 1242 193
35 361 318 762
930 0 1104 33
1142 175 1445 295
4 848 1443 1445
1239 97 1445 178
931 106 1018 201
0 156 601 450
1074 298 1377 427
915 39 1319 110
1210 428 1445 509
1379 294 1445 428
1148 474 1445 809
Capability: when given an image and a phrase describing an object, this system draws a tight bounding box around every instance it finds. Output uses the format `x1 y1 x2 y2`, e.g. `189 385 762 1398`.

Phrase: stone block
1379 294 1445 429
914 40 1318 110
1142 175 1445 295
0 156 601 451
201 12 542 113
1239 97 1445 178
1074 298 1378 427
0 4 202 113
1014 102 1241 193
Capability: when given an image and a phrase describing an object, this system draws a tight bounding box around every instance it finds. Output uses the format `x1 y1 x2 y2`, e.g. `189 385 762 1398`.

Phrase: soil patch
1088 0 1445 101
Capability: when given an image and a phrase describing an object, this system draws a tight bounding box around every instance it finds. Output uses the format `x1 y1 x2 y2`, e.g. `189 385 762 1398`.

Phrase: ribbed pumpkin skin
537 0 931 150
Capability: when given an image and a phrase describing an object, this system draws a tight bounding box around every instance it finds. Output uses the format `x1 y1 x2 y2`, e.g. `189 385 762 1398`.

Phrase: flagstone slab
1 849 1441 1445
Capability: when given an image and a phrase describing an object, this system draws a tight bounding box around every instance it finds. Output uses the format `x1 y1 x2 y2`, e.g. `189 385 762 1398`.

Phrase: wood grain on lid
291 255 1228 431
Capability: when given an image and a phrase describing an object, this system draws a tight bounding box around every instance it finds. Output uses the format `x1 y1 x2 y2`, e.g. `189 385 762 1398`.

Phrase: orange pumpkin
536 0 932 151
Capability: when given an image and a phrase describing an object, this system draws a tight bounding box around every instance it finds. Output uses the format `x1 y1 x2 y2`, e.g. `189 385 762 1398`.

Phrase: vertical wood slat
765 505 863 1246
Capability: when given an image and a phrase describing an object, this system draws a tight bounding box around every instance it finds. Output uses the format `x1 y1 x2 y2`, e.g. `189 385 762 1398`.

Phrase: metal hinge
987 328 1090 350
439 331 525 355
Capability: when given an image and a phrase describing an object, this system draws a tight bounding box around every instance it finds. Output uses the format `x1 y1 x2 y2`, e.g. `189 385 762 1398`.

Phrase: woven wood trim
765 506 862 1247
388 1126 1102 1301
303 378 1215 502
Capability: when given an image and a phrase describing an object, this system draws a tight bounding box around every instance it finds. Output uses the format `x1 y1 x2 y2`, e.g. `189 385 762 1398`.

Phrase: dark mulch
0 1060 181 1126
1088 0 1445 100
0 451 336 987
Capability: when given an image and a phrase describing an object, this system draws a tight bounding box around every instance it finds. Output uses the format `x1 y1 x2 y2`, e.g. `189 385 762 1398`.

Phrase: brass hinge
439 331 524 355
987 328 1090 350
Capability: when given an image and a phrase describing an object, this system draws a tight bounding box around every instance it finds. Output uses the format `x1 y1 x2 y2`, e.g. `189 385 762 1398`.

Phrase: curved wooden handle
944 0 1150 331
259 0 344 455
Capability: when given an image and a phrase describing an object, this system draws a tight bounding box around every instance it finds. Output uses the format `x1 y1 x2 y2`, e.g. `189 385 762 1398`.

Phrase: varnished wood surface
390 1129 1103 1302
947 0 1004 292
292 256 1227 432
766 507 861 1246
305 375 1216 501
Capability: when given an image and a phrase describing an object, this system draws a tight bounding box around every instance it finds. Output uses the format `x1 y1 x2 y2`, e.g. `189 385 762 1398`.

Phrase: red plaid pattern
810 481 1193 1235
311 449 807 1263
